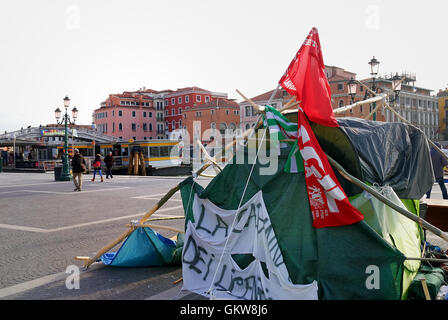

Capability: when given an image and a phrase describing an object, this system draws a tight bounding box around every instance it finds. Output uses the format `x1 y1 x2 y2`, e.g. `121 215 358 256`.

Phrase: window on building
165 99 168 106
178 108 182 114
119 110 123 117
245 106 251 117
338 83 343 91
205 96 210 103
339 100 344 108
226 110 229 115
132 123 136 131
149 123 152 131
143 123 147 131
172 120 176 129
119 123 123 131
219 123 227 135
149 112 152 118
196 95 201 102
143 111 147 117
185 96 189 103
178 97 182 104
184 113 187 119
211 109 214 115
172 109 175 116
132 111 136 117
171 98 175 105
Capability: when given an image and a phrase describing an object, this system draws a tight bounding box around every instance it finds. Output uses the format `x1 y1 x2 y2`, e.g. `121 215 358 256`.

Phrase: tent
175 108 432 299
86 105 438 300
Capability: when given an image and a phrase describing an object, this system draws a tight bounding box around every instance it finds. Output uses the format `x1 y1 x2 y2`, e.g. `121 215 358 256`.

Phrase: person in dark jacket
426 143 448 199
71 148 86 192
104 151 114 179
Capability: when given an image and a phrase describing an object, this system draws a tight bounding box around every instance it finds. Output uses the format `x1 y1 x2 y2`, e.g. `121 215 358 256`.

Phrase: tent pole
82 109 265 269
325 153 448 242
406 257 448 263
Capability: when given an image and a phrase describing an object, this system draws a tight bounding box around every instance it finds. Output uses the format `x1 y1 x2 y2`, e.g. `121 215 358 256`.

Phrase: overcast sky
1 0 447 132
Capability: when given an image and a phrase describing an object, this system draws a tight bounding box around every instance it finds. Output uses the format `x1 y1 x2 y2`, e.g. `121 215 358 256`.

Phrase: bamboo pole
326 153 448 242
364 101 382 120
421 279 431 300
83 227 136 268
197 139 222 173
82 100 265 268
406 257 448 263
126 223 185 234
333 94 386 115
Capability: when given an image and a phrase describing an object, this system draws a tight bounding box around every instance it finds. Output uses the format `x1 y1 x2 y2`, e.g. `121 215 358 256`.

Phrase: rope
206 86 278 299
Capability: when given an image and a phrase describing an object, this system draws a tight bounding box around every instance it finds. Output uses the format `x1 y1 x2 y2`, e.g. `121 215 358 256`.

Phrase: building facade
93 91 157 141
326 66 439 140
164 87 227 134
437 89 448 140
183 98 240 144
239 88 293 131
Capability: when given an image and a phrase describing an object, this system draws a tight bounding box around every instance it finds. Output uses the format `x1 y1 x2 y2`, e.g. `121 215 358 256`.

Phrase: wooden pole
83 227 136 268
326 153 448 242
127 152 134 175
82 92 266 269
421 279 431 300
364 101 382 120
333 94 386 115
139 152 146 176
125 223 185 234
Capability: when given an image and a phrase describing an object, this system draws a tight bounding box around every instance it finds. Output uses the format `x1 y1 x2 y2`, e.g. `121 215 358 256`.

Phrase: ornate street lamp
54 96 78 181
368 56 380 120
391 73 402 101
347 77 357 104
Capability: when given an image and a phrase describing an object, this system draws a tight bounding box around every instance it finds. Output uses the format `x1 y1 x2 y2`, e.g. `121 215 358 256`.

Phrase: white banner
182 191 318 300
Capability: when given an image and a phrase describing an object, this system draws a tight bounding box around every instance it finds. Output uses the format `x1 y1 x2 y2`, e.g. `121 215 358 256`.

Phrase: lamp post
391 72 402 106
347 77 357 104
54 96 78 181
368 56 380 121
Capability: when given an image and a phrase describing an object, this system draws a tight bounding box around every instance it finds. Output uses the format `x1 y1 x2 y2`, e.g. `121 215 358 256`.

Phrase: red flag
279 28 338 127
297 107 364 228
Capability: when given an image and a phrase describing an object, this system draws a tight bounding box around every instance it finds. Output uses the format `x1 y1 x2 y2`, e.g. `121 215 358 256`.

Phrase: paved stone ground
0 172 209 299
0 172 446 300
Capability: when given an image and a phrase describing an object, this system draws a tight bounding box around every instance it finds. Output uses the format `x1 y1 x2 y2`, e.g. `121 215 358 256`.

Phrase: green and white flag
263 105 303 173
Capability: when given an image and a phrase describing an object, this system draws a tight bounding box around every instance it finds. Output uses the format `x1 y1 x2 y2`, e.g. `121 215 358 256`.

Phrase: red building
164 87 227 133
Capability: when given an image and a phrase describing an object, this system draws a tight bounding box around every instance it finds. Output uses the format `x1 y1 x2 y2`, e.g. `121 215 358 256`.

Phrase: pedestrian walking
104 151 114 179
91 154 104 182
426 143 448 199
71 148 86 192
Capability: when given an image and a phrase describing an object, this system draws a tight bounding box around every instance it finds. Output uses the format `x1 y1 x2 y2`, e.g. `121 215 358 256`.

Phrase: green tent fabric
180 144 408 300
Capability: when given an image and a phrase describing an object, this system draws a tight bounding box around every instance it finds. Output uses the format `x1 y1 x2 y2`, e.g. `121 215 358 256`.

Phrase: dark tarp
284 112 433 200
